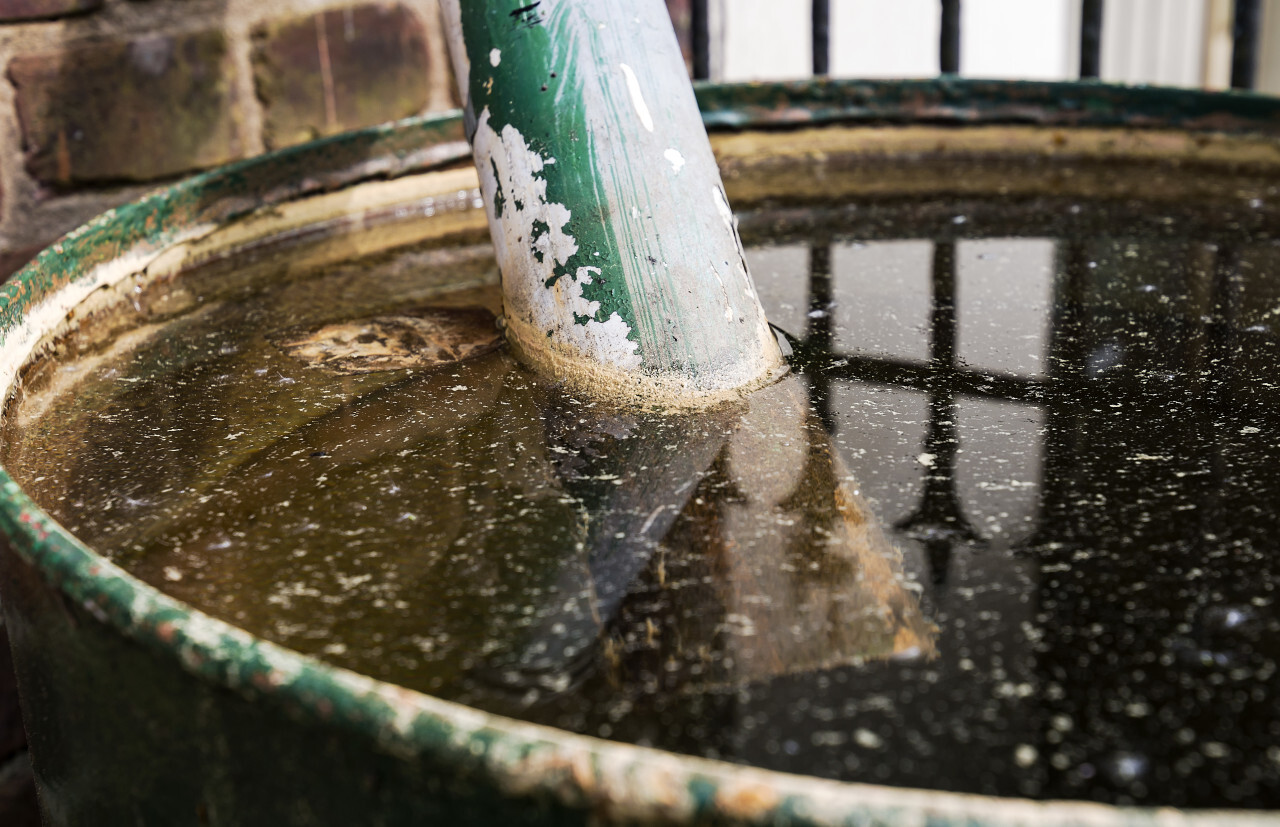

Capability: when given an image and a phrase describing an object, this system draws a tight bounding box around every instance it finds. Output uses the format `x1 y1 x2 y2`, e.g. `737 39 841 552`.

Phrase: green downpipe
438 0 784 405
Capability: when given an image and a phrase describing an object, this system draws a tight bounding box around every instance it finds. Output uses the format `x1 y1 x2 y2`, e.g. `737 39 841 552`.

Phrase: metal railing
689 0 1265 89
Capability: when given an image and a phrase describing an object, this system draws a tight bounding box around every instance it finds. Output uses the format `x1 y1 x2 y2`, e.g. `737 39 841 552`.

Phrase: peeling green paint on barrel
439 0 782 404
1 80 1280 825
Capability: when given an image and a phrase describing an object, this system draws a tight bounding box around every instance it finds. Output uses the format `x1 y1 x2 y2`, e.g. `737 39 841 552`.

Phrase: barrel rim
2 79 1278 826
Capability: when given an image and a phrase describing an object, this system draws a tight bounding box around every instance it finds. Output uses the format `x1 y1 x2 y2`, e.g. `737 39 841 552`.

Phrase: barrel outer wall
0 539 580 827
3 80 1280 826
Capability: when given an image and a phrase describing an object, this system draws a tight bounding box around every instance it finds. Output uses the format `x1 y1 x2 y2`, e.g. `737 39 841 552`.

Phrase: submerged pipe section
439 0 783 406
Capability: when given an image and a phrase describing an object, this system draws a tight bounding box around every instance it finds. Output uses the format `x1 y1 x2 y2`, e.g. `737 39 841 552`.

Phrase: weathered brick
253 3 432 149
9 31 241 186
0 0 102 23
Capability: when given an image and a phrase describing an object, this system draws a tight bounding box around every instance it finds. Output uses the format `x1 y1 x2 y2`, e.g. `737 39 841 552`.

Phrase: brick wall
0 0 459 279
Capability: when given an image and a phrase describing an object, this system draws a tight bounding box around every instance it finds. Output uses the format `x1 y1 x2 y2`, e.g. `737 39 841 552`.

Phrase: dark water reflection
744 201 1280 806
7 191 1280 808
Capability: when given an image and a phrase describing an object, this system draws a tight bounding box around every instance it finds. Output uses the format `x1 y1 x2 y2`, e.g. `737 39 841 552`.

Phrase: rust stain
714 782 781 818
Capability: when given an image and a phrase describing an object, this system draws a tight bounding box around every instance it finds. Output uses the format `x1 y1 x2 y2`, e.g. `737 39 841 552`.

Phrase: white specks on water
663 147 685 173
488 48 501 67
1086 341 1125 378
994 681 1035 699
811 731 848 747
618 63 654 132
1104 752 1149 785
25 171 1280 808
1203 741 1231 759
853 728 883 749
638 505 667 534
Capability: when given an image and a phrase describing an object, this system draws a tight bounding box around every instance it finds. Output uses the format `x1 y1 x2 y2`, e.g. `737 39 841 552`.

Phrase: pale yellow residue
501 310 786 411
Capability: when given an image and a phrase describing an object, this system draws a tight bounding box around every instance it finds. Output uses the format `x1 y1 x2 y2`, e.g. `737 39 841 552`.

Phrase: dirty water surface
5 162 1280 809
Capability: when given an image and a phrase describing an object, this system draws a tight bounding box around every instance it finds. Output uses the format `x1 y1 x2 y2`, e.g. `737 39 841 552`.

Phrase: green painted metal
0 80 1279 825
439 0 781 403
693 77 1280 132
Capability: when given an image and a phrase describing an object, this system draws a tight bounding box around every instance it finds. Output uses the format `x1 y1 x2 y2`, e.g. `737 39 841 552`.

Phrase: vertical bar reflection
1206 246 1243 522
1025 241 1091 548
929 240 957 369
894 241 982 587
807 244 835 432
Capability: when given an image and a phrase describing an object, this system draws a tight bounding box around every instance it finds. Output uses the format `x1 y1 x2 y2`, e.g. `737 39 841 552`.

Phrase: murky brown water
6 158 1280 808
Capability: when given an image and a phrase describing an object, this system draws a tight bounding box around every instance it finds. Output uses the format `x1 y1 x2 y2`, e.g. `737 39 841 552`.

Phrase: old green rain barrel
2 80 1280 825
